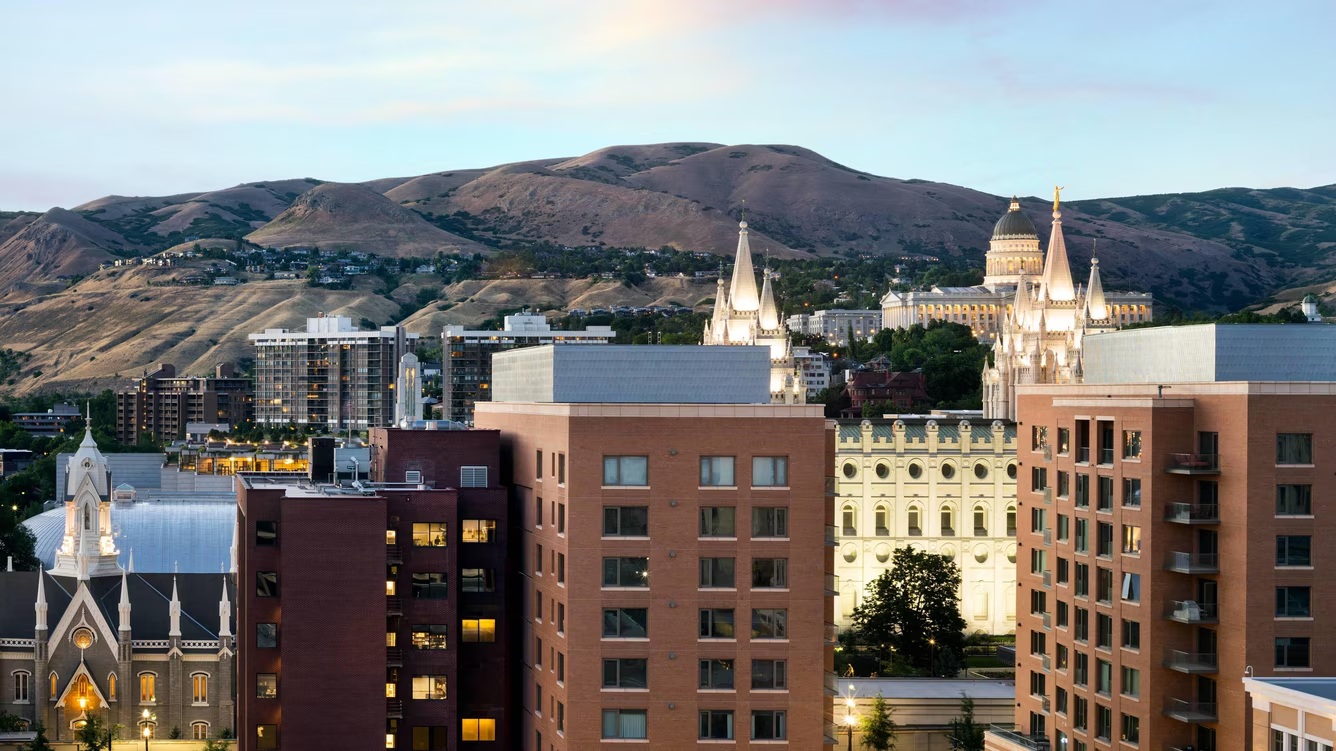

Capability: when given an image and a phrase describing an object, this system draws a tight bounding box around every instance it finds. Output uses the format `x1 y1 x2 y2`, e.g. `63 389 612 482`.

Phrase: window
752 711 786 740
193 723 209 740
1096 659 1112 695
256 571 278 597
557 553 565 584
940 506 956 536
700 710 735 740
751 558 788 588
751 660 786 690
257 623 277 648
602 557 649 587
1056 687 1068 715
1058 427 1071 455
1097 567 1113 603
604 658 648 689
941 463 956 480
413 726 448 749
1121 619 1141 650
1277 536 1312 566
1277 485 1313 516
1057 471 1070 498
1075 608 1089 642
602 709 647 740
557 603 565 633
1096 705 1112 741
1121 572 1141 603
700 608 735 638
1097 476 1114 512
752 456 788 486
412 522 447 548
1277 586 1312 617
603 456 648 485
108 672 115 701
1006 506 1016 536
557 503 566 534
192 673 208 704
1276 637 1312 668
1057 514 1069 542
139 672 156 703
1277 433 1313 464
1122 525 1142 555
459 465 487 487
1123 431 1142 459
1057 602 1069 629
974 505 988 536
1121 666 1140 698
752 507 789 538
603 608 649 638
409 573 446 599
1033 425 1048 450
534 543 543 575
557 701 565 733
535 497 543 528
974 463 988 480
412 625 448 650
604 506 649 537
536 449 542 480
255 521 277 546
13 671 28 703
1075 519 1088 554
1123 478 1141 507
844 462 860 479
1031 466 1048 491
48 672 55 701
699 659 735 689
1073 697 1087 731
464 568 497 593
1074 562 1089 598
558 454 565 484
461 619 495 642
700 507 736 537
256 674 277 699
461 719 496 742
411 675 447 700
256 724 278 751
697 454 738 487
1097 614 1113 650
1074 653 1088 686
751 609 788 639
1097 522 1113 557
461 519 496 543
700 558 736 588
1075 474 1089 508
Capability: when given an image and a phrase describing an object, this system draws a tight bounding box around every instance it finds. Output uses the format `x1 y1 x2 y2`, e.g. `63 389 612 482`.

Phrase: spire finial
1091 238 1099 265
741 198 747 223
1053 186 1065 214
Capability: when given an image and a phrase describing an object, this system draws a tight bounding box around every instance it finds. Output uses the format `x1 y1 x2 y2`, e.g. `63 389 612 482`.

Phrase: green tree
946 693 986 751
74 714 120 751
0 709 25 731
0 504 39 570
25 722 52 751
169 724 184 739
859 694 898 750
203 740 234 751
848 547 967 676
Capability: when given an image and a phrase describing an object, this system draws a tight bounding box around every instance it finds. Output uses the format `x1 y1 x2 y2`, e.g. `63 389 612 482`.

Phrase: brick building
237 428 508 751
475 345 837 749
987 324 1336 751
116 363 253 443
840 369 931 417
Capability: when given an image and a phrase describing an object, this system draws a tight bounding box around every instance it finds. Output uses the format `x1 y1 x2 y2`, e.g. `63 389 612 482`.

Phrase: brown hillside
0 208 122 294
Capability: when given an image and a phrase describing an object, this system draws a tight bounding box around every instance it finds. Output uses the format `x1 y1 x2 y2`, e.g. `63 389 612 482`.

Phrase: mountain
0 208 125 294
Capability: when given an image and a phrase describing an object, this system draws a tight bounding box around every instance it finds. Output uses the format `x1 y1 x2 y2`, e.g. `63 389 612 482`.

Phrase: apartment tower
116 362 253 443
987 324 1336 751
474 345 837 749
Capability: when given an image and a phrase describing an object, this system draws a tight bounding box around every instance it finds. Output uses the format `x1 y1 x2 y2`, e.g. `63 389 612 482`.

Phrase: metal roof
24 501 235 574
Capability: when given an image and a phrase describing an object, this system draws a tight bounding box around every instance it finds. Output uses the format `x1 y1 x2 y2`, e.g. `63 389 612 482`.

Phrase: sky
1 0 1333 211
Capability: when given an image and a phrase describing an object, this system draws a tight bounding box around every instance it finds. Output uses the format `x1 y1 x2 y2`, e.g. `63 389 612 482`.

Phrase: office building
442 312 613 424
987 324 1336 751
12 403 80 438
786 309 882 345
250 314 418 430
116 362 253 443
475 344 836 749
793 346 832 399
834 417 1018 635
1243 677 1336 750
236 428 508 751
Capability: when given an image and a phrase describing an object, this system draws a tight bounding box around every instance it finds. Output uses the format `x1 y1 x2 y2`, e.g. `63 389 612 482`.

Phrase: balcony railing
1164 699 1217 723
825 525 837 547
1165 502 1220 524
1077 446 1090 463
386 544 403 563
985 725 1052 751
387 698 404 718
1166 600 1219 624
387 648 404 666
1042 529 1052 545
824 722 844 745
386 596 404 615
1041 612 1052 630
1042 445 1053 462
1164 649 1219 674
824 671 841 697
825 574 839 597
1166 453 1220 474
825 623 840 645
1165 552 1219 574
1040 654 1051 672
1098 447 1114 465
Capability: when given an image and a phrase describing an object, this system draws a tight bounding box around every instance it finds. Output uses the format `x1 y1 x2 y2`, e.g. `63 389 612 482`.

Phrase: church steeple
758 263 780 331
118 569 132 632
727 219 760 313
169 576 182 637
218 577 232 638
51 427 120 578
1039 186 1076 302
35 570 48 631
1085 240 1109 321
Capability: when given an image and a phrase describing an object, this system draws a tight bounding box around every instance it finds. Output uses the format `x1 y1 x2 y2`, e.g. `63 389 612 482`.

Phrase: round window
1007 463 1018 480
1006 544 1017 564
908 463 923 479
842 463 857 479
941 463 955 480
973 545 990 563
874 543 891 563
72 627 94 650
841 543 858 563
941 544 957 559
875 463 890 479
974 463 989 480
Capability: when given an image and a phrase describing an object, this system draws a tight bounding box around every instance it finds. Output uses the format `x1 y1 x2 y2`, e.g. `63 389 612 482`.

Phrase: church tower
983 197 1045 290
49 422 121 579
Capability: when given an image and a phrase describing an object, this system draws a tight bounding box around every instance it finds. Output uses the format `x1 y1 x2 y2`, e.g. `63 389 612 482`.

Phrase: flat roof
1085 324 1336 384
842 678 1015 700
1246 677 1336 704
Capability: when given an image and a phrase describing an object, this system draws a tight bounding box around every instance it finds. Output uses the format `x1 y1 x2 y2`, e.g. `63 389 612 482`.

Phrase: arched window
139 672 157 704
940 505 956 536
841 505 857 536
12 671 30 703
191 672 208 705
907 506 922 536
973 505 988 537
49 672 57 701
192 722 210 740
71 674 91 703
107 673 116 702
874 505 889 536
84 506 90 531
1006 505 1017 537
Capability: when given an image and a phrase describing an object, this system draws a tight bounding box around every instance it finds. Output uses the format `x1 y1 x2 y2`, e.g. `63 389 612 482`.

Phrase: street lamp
929 637 937 674
142 709 156 751
842 683 859 751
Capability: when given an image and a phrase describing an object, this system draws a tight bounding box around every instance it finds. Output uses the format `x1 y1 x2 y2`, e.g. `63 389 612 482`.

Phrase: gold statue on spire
1053 186 1065 212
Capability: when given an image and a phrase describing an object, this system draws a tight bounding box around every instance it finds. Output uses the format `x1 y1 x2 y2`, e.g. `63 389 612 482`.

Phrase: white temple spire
118 569 132 632
758 264 780 331
727 220 760 313
1039 186 1076 302
1085 240 1108 321
35 571 48 631
218 577 232 638
169 576 182 637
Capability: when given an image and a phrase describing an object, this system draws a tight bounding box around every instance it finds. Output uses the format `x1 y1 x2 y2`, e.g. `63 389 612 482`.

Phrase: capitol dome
991 197 1039 241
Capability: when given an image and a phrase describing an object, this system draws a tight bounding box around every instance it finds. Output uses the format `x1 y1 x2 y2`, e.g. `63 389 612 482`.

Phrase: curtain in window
619 711 647 739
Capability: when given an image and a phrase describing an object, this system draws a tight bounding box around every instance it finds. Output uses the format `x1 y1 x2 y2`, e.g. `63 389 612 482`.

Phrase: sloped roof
25 501 234 573
0 572 233 641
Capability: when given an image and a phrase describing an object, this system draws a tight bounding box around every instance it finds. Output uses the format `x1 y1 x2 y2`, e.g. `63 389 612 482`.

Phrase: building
116 363 253 444
475 344 836 749
834 417 1019 635
1243 677 1336 750
835 678 1016 748
249 314 418 430
441 312 613 424
786 309 882 345
793 346 832 398
12 403 80 438
236 428 509 751
841 370 932 417
988 324 1336 751
704 220 806 403
0 449 34 477
0 428 235 743
881 192 1152 352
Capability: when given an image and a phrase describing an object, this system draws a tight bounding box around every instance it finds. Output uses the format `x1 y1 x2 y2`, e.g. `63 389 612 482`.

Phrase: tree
203 740 234 751
0 709 25 731
25 723 51 751
74 714 121 751
0 507 39 570
859 694 898 750
848 547 967 676
170 725 184 739
946 693 986 751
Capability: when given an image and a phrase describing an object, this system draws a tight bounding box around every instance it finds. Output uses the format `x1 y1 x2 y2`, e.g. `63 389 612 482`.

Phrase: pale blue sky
2 0 1332 210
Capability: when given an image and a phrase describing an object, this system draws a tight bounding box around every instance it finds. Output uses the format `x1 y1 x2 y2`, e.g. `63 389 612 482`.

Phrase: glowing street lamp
142 709 156 751
842 683 859 751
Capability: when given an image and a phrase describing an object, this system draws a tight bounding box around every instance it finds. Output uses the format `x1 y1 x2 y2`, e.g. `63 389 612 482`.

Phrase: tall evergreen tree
25 723 52 751
946 693 986 751
859 694 898 750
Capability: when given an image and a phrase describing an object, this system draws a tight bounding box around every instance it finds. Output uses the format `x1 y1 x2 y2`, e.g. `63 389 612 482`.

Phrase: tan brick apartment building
474 345 837 749
987 324 1336 751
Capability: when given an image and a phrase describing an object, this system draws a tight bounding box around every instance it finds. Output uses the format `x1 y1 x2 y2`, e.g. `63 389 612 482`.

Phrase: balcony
825 525 838 547
387 698 404 718
825 623 840 645
1077 446 1090 464
1041 488 1052 506
1165 600 1218 624
387 596 403 616
824 671 841 697
985 725 1052 751
1164 699 1217 723
1040 654 1051 672
825 574 839 597
1164 502 1220 524
1098 447 1114 465
387 648 404 667
386 544 402 564
825 477 837 497
1164 649 1218 674
1041 570 1052 588
1165 552 1219 574
1166 453 1220 475
824 722 843 745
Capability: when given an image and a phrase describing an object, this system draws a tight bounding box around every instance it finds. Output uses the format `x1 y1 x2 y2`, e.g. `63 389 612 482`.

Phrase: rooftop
24 500 235 573
1245 676 1336 705
842 678 1016 700
1084 323 1336 384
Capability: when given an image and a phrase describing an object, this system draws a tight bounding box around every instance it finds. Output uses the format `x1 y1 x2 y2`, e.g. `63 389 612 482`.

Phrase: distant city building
12 403 80 438
793 346 832 397
250 314 418 430
116 362 253 444
441 312 613 424
834 417 1018 636
786 309 881 345
840 370 931 417
0 448 34 477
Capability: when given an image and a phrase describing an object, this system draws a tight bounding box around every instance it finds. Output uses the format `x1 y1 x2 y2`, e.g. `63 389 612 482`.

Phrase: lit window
461 519 496 543
139 673 156 703
461 718 497 741
256 674 277 699
191 673 208 704
192 723 209 740
412 523 447 547
411 675 447 700
411 625 448 650
461 619 496 643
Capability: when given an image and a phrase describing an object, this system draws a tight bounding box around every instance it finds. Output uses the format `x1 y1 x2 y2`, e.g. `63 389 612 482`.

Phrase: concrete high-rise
116 362 253 443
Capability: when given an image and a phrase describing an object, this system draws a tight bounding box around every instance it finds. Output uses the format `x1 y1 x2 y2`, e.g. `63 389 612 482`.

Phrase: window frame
603 455 649 486
751 456 789 487
700 456 736 487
